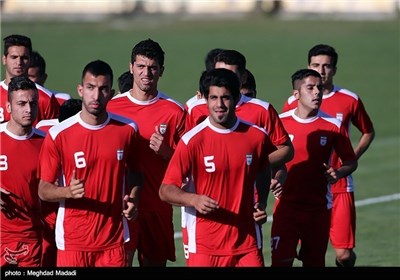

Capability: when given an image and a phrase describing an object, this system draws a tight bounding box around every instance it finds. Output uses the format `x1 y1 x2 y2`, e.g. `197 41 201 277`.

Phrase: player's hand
323 163 339 184
68 170 85 199
122 195 138 221
149 125 164 153
191 194 219 215
253 202 267 225
150 125 172 160
270 179 283 199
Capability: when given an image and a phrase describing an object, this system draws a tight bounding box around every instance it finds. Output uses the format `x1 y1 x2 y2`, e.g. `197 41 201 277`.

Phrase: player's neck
6 120 33 136
130 86 158 101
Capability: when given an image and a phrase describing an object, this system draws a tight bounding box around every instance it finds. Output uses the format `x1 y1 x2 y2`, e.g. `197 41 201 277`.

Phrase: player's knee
335 250 356 267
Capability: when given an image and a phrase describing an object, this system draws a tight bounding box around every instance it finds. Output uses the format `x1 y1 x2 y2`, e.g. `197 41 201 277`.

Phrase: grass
2 14 399 267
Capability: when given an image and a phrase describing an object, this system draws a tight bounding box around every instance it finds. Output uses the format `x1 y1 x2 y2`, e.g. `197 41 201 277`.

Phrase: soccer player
281 44 375 267
0 35 60 124
271 69 358 267
183 49 291 263
160 68 275 267
35 98 82 267
117 70 133 95
184 48 224 132
27 50 71 106
107 39 185 267
0 76 45 267
37 60 143 267
241 68 257 98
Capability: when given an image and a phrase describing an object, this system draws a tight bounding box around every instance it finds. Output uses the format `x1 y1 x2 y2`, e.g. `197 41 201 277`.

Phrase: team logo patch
320 136 327 146
336 113 343 122
246 154 253 166
117 149 124 160
159 123 167 135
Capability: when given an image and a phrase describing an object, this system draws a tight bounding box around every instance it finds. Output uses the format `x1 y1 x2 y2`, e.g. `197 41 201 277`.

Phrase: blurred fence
1 0 399 20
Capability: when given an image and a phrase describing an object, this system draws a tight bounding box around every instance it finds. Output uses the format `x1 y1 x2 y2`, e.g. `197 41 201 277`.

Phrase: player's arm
270 164 287 199
254 162 272 225
39 170 84 202
354 130 375 159
323 159 358 184
122 170 143 220
268 139 294 168
159 183 219 215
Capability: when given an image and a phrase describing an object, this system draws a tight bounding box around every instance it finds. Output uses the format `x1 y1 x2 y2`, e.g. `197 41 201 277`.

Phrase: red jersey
107 91 186 212
36 119 59 134
236 95 290 146
279 109 357 210
35 119 60 227
0 123 45 242
184 95 208 132
54 93 71 106
162 117 276 256
0 80 60 125
38 113 140 251
281 86 373 193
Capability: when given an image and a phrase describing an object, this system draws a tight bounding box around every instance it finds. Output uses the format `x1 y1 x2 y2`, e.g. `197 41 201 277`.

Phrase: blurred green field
2 15 399 267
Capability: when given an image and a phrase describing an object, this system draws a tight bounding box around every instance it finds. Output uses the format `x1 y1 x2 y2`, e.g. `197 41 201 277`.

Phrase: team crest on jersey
117 149 124 161
336 113 343 122
246 154 253 166
320 136 327 146
159 123 167 135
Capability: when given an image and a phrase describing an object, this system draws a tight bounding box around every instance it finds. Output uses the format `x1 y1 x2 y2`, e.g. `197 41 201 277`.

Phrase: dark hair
204 48 224 71
241 69 257 98
29 50 46 75
214 49 246 78
118 71 133 93
308 44 338 68
8 76 37 101
3 34 32 56
59 98 82 122
131 38 165 68
81 60 113 86
291 69 321 89
201 68 241 101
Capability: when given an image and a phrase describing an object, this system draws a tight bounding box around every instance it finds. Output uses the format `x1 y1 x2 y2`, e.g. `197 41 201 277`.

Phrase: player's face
78 73 113 117
7 89 39 127
296 76 323 112
2 46 30 79
308 55 336 90
206 85 236 129
130 55 164 95
28 66 47 86
215 62 242 86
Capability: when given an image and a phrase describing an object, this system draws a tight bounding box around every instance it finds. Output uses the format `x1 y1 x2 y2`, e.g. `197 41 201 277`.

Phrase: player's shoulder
242 96 272 111
332 85 359 101
35 83 55 98
108 112 138 129
318 110 342 129
158 91 185 111
181 118 210 145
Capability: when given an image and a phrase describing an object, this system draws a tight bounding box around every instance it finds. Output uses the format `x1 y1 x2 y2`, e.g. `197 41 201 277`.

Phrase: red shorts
57 245 125 267
330 192 356 249
271 199 331 267
41 223 57 267
188 249 264 267
1 240 41 267
137 210 176 265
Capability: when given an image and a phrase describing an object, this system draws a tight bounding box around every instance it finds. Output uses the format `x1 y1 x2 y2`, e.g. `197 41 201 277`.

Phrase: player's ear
293 89 300 100
159 66 165 77
77 84 83 98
